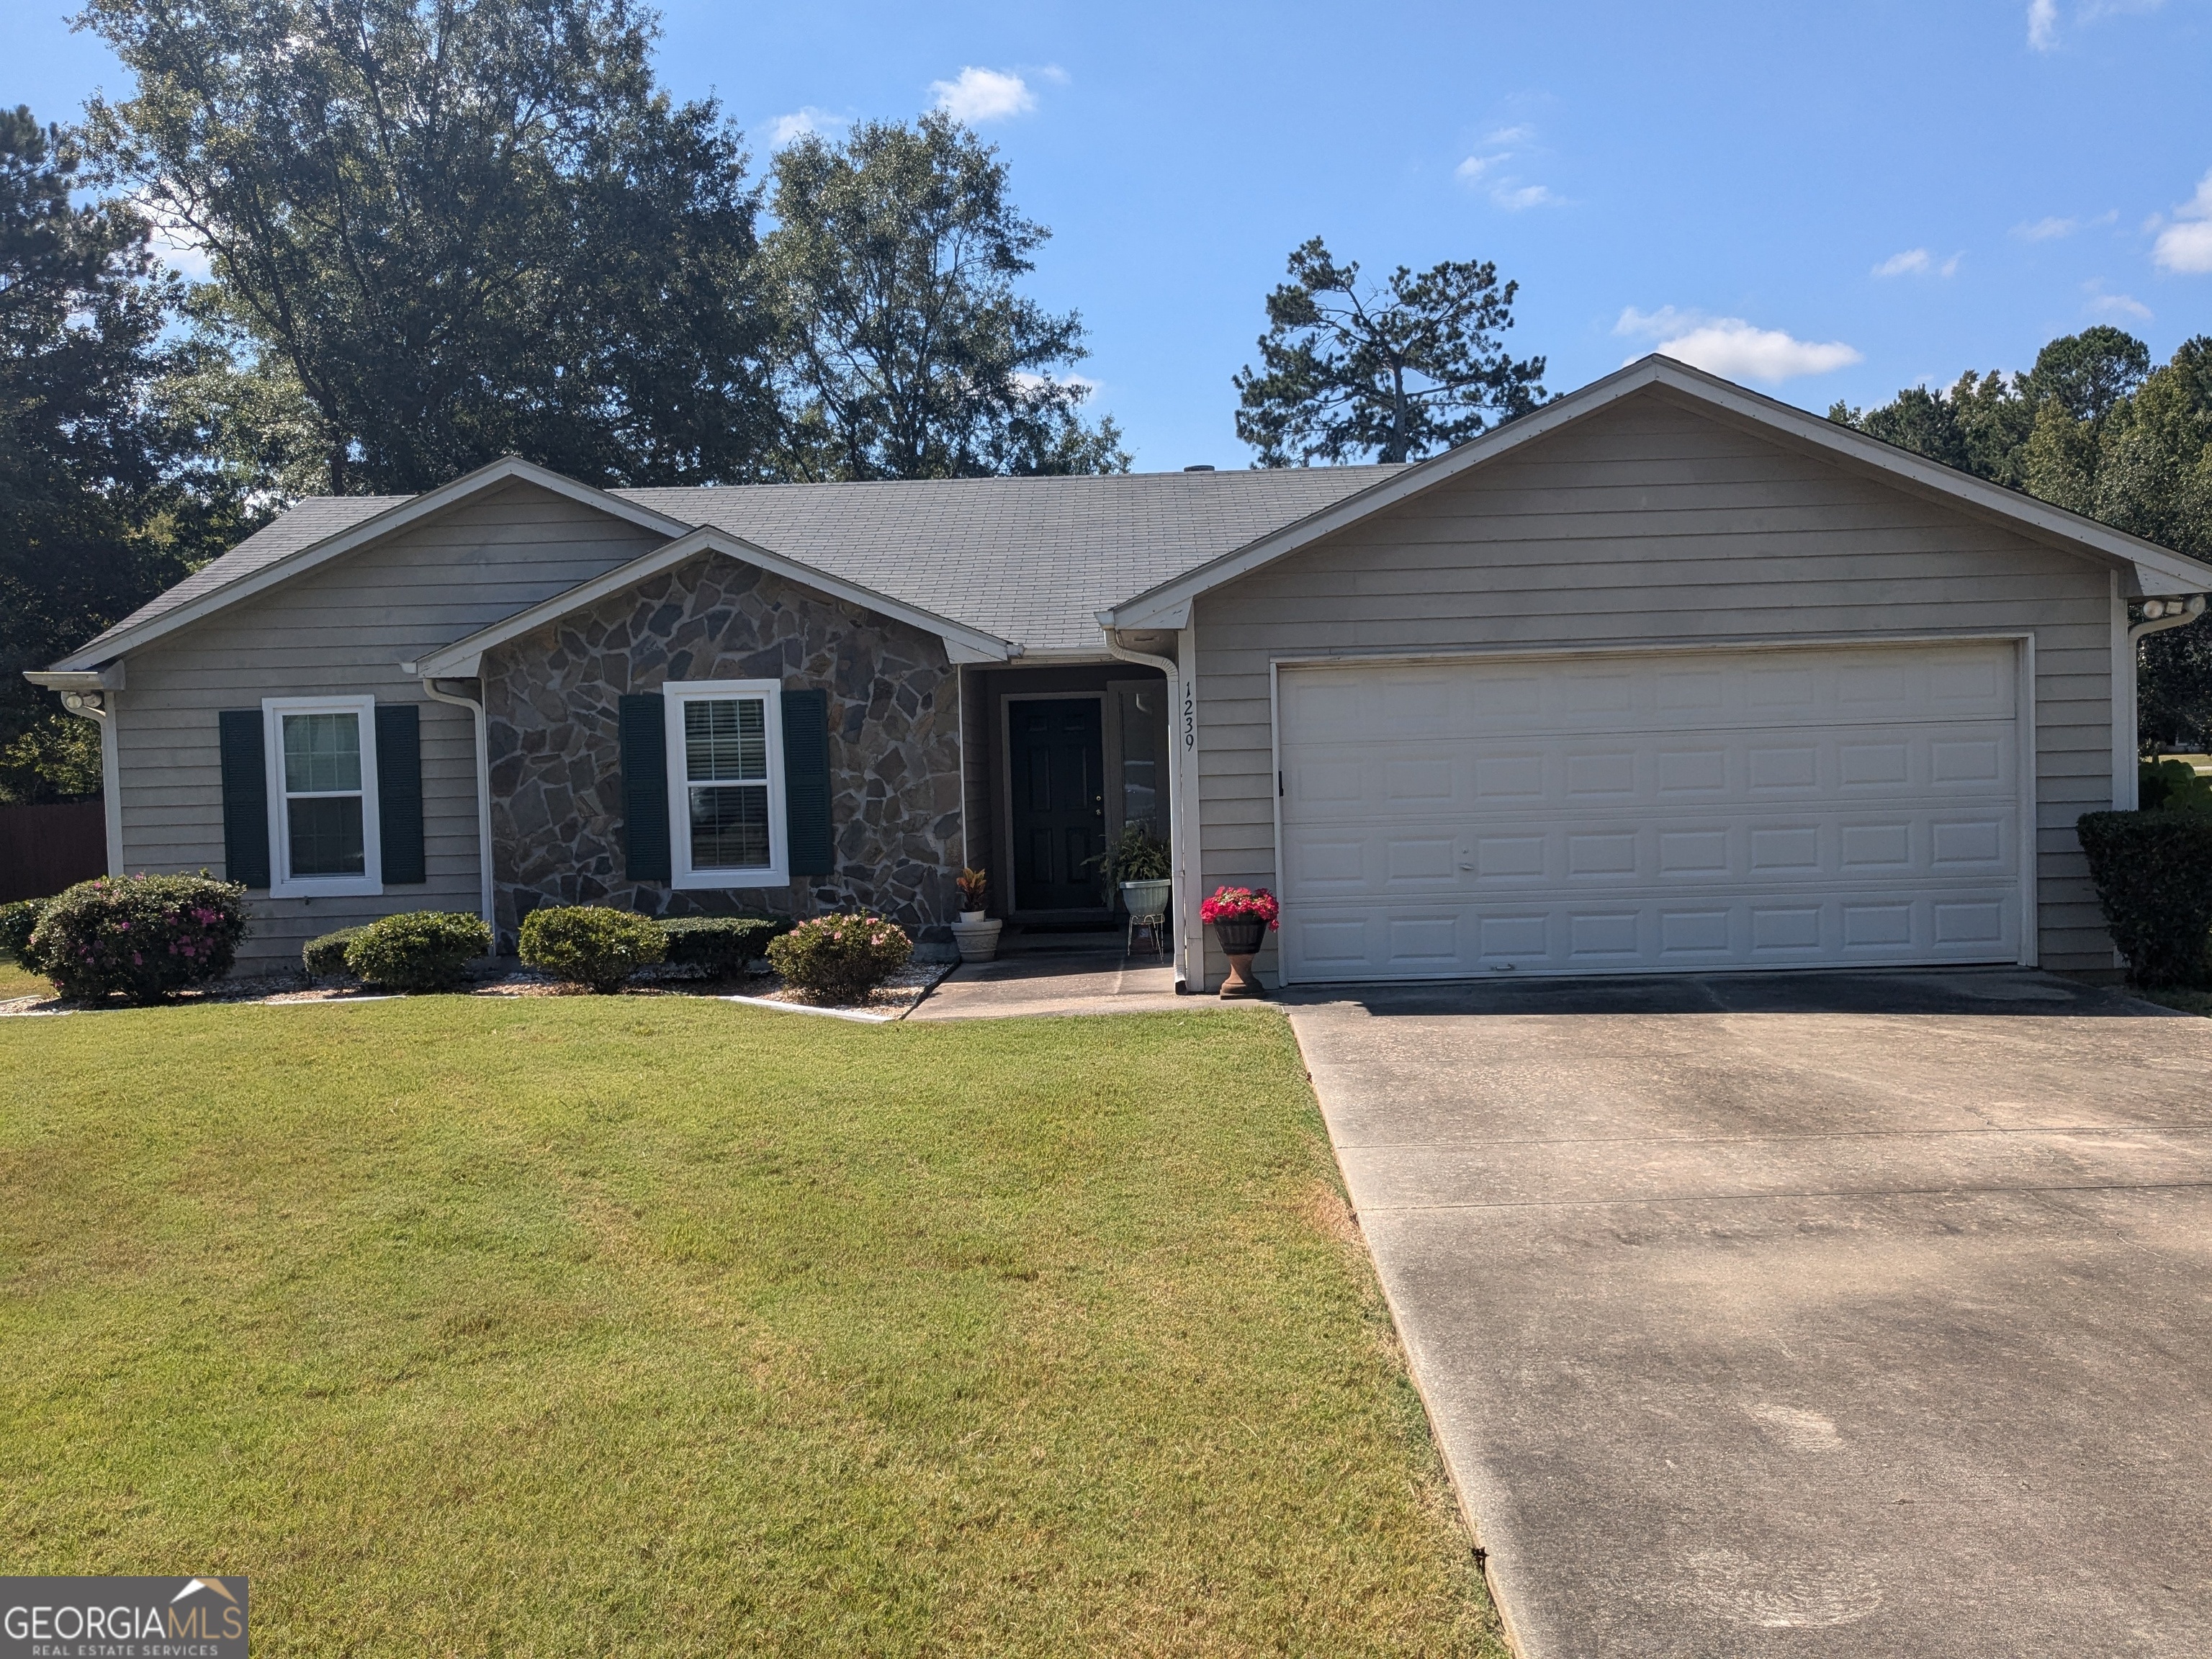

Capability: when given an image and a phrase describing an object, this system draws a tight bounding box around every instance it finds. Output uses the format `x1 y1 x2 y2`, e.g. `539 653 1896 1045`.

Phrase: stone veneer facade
482 552 963 940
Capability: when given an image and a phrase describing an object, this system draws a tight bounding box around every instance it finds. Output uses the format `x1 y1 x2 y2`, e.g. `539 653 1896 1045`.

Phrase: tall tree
0 105 233 801
1834 328 2212 752
764 114 1125 481
79 0 778 494
1233 238 1547 467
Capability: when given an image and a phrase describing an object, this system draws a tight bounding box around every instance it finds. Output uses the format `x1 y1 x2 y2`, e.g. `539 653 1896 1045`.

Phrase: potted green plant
1200 886 1279 999
1092 822 1172 922
950 867 1002 962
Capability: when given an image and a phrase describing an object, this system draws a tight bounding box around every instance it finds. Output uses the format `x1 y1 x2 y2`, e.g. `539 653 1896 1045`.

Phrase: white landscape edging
714 993 894 1025
261 994 407 1006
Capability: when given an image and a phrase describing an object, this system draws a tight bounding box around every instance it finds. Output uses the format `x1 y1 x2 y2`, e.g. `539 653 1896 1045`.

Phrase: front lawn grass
2137 984 2212 1016
0 999 1500 1656
0 955 45 999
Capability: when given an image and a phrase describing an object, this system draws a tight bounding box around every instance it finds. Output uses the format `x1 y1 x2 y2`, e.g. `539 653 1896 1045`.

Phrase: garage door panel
1277 642 2016 752
1277 642 2026 981
1292 806 2023 898
1284 721 2017 823
1280 886 2023 978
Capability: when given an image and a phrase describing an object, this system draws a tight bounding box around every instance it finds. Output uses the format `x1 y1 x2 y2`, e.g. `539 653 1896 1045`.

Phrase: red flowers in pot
1202 886 1278 998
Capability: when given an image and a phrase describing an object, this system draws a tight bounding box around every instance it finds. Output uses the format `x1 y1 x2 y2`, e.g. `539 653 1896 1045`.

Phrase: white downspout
1104 629 1195 992
56 689 123 875
420 676 498 945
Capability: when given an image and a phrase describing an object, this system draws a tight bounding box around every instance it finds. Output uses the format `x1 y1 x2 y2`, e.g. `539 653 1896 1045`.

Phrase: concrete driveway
1285 970 2212 1658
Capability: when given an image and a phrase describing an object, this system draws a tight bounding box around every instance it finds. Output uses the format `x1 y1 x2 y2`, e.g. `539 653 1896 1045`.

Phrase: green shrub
343 912 489 992
2140 758 2212 815
302 925 367 979
1 897 48 972
29 874 250 1004
519 905 666 994
765 913 912 1003
2077 810 2212 986
658 914 791 975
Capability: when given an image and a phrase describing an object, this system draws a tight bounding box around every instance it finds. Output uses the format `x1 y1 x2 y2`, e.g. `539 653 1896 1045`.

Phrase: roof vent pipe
1183 464 1215 472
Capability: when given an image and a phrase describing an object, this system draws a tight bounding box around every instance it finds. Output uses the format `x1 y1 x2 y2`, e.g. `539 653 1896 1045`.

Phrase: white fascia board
407 524 1015 678
24 664 125 692
53 457 698 671
1102 354 2212 627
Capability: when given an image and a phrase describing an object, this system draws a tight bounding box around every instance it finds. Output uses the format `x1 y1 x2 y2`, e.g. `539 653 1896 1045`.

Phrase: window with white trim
264 695 382 896
664 680 786 888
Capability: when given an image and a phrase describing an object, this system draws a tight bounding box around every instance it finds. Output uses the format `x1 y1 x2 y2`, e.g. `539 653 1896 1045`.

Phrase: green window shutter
782 688 832 878
217 709 271 889
619 693 671 882
375 703 426 884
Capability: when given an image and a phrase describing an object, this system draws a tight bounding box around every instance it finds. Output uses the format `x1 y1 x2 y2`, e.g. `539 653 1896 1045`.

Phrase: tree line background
4 0 2208 806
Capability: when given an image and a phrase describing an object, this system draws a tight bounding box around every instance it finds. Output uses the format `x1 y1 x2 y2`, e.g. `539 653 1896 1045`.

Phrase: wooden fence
0 801 108 902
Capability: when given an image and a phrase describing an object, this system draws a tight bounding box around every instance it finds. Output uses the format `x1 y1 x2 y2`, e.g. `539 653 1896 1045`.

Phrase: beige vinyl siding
1190 390 2120 988
112 481 666 968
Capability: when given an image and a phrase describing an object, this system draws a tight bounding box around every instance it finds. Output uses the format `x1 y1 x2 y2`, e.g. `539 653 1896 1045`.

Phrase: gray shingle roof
617 469 1399 652
78 468 1400 662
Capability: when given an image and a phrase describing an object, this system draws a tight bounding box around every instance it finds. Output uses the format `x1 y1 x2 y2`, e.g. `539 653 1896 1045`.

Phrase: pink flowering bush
765 912 912 1003
1199 886 1280 930
29 873 250 1004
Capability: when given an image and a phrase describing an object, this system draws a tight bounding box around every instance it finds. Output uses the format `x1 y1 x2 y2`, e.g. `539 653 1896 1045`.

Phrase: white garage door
1276 641 2028 982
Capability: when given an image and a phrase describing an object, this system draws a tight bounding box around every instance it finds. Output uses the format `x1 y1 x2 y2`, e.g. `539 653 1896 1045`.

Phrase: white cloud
2152 170 2212 273
1871 248 1960 278
761 107 848 148
1453 125 1559 210
2011 208 2114 240
929 67 1038 123
2088 289 2154 320
135 194 213 282
1617 307 1862 383
1014 369 1100 397
2028 0 2163 50
1494 183 1557 211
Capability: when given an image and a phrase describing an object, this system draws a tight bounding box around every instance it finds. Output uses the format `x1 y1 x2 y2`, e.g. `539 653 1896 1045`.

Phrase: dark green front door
1009 698 1105 911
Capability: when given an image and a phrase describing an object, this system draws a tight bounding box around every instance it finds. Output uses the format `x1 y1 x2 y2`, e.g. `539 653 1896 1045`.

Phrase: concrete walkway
910 936 1254 1020
1285 969 2212 1658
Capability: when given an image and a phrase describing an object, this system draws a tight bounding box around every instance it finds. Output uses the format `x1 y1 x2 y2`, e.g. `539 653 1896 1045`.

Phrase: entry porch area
958 660 1173 932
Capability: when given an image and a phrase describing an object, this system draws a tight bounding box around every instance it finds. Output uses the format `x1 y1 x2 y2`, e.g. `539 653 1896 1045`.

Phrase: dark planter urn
1211 914 1269 999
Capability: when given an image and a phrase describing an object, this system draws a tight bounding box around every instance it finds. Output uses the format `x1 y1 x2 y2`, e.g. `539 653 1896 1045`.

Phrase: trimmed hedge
29 874 250 1004
1 898 48 971
346 912 489 992
303 926 367 979
520 905 667 994
2077 809 2212 986
658 914 791 975
765 913 912 1004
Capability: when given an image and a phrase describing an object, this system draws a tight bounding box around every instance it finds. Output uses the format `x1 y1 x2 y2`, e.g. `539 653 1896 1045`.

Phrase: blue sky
15 0 2212 470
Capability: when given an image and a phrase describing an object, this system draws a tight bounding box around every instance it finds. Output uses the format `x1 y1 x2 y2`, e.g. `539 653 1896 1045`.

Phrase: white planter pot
950 917 1003 963
959 909 986 923
1118 878 1172 919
